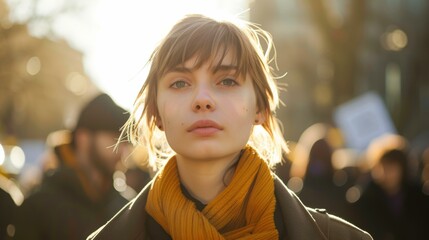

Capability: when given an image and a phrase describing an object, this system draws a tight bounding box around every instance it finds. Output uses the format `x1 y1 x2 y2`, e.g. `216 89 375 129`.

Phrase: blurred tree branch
302 0 367 105
0 0 95 139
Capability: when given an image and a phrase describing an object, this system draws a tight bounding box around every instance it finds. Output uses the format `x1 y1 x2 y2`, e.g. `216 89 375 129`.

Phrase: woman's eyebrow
212 65 238 74
166 66 192 74
166 65 238 74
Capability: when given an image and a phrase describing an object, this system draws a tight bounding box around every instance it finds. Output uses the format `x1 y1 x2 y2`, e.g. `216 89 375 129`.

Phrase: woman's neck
176 152 241 204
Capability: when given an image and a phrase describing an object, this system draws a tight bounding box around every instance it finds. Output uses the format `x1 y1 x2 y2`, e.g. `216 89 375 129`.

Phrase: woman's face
156 51 262 161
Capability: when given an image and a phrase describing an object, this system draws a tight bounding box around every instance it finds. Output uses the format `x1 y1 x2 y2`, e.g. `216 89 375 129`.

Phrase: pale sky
65 0 249 109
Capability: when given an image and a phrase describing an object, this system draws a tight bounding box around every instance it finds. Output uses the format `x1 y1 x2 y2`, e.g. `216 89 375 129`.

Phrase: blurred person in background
122 145 153 194
288 123 352 220
352 134 429 240
420 146 429 195
14 93 130 240
0 187 15 240
0 142 25 240
409 131 429 195
0 169 20 240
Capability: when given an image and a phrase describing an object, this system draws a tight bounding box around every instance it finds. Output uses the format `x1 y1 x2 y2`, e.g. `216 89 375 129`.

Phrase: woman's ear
155 118 164 131
254 111 266 125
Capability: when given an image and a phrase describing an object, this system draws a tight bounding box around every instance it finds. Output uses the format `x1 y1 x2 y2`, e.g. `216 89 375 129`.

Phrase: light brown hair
122 14 288 170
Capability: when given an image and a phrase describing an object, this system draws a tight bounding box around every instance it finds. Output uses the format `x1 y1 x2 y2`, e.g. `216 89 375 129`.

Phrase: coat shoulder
273 176 372 240
308 208 373 240
87 182 152 240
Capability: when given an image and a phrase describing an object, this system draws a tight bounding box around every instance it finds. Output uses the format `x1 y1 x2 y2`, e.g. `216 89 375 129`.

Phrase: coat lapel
87 181 152 240
274 176 328 240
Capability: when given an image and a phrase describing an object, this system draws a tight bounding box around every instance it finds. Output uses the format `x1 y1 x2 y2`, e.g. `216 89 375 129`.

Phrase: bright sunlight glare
84 0 248 109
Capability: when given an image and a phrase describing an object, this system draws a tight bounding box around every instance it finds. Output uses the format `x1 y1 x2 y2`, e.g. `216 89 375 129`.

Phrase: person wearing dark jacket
352 135 429 240
88 14 372 240
15 93 130 240
0 178 18 240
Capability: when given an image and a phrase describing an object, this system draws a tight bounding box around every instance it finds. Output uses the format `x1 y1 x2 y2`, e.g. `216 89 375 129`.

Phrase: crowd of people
1 13 428 240
0 93 151 240
277 124 429 240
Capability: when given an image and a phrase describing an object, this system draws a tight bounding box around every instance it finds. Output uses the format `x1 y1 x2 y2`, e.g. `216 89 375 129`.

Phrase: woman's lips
187 120 223 136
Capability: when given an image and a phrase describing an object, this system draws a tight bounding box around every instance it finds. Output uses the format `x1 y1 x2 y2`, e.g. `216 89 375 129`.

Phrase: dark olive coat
88 177 372 240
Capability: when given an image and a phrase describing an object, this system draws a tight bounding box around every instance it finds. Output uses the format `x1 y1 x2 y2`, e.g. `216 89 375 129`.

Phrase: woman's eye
219 78 237 86
170 80 189 89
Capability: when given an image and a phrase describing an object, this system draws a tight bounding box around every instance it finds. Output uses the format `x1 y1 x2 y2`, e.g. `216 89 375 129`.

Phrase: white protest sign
333 92 396 152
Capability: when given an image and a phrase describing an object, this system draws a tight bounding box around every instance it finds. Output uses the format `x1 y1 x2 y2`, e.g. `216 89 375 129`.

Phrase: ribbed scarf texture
145 146 278 239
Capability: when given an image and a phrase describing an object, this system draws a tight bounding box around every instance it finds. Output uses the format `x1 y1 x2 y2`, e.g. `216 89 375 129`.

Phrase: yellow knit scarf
145 146 278 239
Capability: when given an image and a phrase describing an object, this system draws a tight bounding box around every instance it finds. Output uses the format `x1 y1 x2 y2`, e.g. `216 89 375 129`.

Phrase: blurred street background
1 0 429 238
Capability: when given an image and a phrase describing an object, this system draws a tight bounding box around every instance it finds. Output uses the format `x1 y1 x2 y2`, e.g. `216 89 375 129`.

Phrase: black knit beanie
74 93 129 133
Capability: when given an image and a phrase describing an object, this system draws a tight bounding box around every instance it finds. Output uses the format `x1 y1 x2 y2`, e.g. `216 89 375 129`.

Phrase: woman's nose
192 85 216 112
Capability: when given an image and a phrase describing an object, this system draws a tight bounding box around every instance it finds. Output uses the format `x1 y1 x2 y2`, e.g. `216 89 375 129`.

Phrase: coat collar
87 182 151 239
89 176 327 240
274 176 327 240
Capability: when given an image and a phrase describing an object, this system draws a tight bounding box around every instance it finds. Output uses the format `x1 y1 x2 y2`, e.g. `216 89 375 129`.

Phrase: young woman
88 14 372 240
